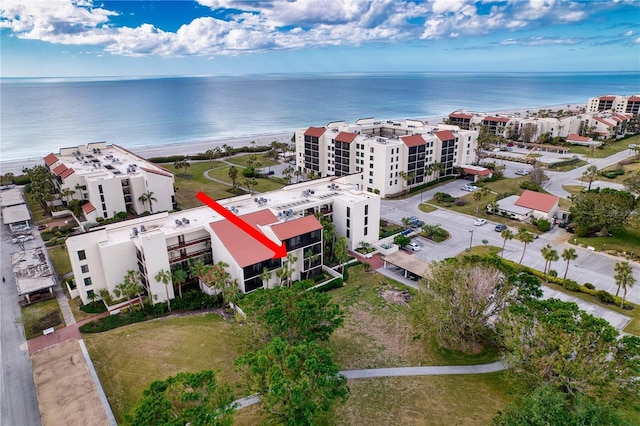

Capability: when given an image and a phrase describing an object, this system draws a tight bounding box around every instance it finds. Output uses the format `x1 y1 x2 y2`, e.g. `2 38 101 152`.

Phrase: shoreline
0 104 585 176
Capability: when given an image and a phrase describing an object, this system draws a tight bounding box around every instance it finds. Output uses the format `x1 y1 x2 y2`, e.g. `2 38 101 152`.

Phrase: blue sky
1 0 639 77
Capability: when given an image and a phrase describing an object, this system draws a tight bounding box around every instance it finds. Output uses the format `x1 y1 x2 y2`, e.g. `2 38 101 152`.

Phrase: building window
346 207 350 217
87 289 95 299
346 229 350 238
364 227 368 236
81 264 89 273
365 205 368 215
370 148 374 153
365 216 368 226
84 277 92 286
78 250 86 261
98 184 103 193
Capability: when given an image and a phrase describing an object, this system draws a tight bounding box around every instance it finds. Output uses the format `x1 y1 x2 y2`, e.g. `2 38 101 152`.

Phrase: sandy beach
0 104 585 176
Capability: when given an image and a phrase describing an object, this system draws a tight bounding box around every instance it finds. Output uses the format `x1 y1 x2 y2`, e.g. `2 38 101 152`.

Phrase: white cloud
634 36 640 44
624 30 633 36
499 36 580 46
0 0 629 58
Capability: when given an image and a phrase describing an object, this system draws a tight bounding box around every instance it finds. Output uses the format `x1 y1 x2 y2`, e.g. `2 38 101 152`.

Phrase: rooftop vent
140 225 147 232
131 227 139 237
175 219 183 226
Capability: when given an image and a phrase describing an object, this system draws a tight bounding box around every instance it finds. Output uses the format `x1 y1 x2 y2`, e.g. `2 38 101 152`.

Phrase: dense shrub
536 219 551 232
584 283 595 290
80 301 107 314
548 156 581 169
600 169 624 179
563 280 580 291
79 310 147 333
434 192 455 203
548 269 557 277
171 290 222 311
242 167 258 178
312 278 344 292
596 290 615 304
454 198 467 206
12 175 31 185
520 181 541 192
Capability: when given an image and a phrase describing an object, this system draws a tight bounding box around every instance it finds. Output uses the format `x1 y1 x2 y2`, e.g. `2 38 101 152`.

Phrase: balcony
168 247 211 264
167 236 210 251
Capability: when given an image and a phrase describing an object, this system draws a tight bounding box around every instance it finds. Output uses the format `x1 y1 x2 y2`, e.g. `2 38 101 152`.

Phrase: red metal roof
483 116 510 123
628 96 640 102
52 164 68 176
566 134 590 142
271 215 322 241
140 166 173 178
209 209 280 268
400 135 426 148
44 153 59 167
599 96 615 101
462 166 492 176
593 116 615 127
435 130 456 141
449 113 473 119
335 132 357 143
515 190 558 213
304 127 326 138
60 168 75 179
82 202 96 214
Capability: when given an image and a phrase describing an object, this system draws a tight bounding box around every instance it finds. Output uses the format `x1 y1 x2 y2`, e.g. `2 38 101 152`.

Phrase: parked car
495 224 507 232
474 218 487 226
461 184 478 192
407 241 421 252
12 235 34 244
515 170 530 176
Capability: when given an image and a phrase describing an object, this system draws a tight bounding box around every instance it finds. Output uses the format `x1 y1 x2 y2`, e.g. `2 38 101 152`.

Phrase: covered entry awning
383 251 430 278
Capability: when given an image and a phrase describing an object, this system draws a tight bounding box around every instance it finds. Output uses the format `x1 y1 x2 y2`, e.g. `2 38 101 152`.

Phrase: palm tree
260 267 272 289
205 149 215 166
228 166 238 192
540 244 559 282
277 253 297 287
614 261 636 308
222 144 232 157
583 165 598 190
304 248 320 280
500 228 514 254
516 228 535 264
561 248 578 279
172 268 188 298
61 188 76 204
473 186 490 216
424 164 434 185
154 269 172 311
138 190 157 213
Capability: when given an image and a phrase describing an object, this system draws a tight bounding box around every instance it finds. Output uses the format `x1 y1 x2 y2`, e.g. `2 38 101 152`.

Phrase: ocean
1 72 639 163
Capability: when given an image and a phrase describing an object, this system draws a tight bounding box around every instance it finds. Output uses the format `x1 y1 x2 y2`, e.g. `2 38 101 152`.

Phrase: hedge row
149 146 271 164
548 156 581 169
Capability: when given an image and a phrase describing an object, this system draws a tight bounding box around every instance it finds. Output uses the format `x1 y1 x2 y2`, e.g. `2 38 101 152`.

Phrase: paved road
0 224 42 426
380 179 640 306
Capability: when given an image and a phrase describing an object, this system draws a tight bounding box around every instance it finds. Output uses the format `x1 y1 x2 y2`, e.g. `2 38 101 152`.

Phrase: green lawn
418 203 438 213
21 299 64 339
84 267 513 425
225 153 279 168
569 134 640 158
596 159 640 184
47 246 72 280
550 159 588 172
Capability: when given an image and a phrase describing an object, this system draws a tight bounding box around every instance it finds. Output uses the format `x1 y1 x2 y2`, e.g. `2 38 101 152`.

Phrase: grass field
596 159 640 184
47 246 72 279
84 267 512 424
569 134 640 158
21 299 64 339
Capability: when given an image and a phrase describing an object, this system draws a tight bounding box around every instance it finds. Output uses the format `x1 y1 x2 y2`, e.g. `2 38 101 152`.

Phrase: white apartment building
66 176 380 305
295 118 478 197
587 95 640 114
43 142 175 222
448 108 634 142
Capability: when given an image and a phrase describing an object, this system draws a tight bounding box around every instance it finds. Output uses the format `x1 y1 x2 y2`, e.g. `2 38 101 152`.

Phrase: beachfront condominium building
587 95 640 114
448 108 635 142
66 176 380 305
43 142 175 222
294 118 479 197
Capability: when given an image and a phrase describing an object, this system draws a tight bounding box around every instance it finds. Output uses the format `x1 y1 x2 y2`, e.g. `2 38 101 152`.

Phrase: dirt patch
380 289 411 305
31 339 109 426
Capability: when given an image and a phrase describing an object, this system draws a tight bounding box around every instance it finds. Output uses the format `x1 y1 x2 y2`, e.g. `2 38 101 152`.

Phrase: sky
1 0 639 78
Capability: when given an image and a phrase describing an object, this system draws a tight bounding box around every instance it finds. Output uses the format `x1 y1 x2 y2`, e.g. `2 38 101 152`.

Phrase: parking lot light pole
468 230 474 251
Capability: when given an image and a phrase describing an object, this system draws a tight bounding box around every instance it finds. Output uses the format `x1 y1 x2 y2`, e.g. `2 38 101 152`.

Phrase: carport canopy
2 204 31 225
383 251 430 277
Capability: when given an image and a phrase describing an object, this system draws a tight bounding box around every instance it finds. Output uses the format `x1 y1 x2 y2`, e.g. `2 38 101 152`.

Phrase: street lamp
468 230 474 251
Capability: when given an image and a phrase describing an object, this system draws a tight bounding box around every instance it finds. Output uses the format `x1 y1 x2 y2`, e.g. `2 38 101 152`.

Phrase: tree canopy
569 188 637 236
126 370 236 426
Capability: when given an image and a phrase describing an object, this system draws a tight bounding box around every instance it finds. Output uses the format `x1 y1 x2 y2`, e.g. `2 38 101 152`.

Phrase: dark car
495 224 507 232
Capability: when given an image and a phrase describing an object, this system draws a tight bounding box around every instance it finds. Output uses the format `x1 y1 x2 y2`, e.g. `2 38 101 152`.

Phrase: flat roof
11 248 56 295
84 176 375 248
497 195 532 215
0 188 25 207
384 251 430 277
2 204 31 224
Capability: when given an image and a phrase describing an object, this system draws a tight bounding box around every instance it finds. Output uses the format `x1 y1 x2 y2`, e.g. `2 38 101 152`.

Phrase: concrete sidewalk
341 361 506 379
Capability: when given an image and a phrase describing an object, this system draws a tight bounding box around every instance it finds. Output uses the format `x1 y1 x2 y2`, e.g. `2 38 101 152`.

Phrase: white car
407 241 421 252
474 218 487 226
515 170 530 176
461 184 478 192
12 235 34 244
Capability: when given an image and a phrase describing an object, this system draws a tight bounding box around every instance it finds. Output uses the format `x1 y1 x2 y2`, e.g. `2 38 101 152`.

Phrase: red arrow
196 191 288 259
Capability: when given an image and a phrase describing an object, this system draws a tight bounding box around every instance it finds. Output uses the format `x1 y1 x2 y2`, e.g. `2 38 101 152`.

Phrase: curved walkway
234 361 506 409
